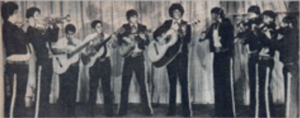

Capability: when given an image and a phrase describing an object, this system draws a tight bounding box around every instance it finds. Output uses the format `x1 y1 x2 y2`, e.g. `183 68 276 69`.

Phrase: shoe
117 112 127 117
182 113 192 117
166 111 176 116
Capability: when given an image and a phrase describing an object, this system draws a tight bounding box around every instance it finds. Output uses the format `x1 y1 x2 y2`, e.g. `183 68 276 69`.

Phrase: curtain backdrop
0 1 297 106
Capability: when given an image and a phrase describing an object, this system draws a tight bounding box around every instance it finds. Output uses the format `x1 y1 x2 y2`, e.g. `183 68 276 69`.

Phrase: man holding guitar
81 20 116 116
199 7 234 117
26 7 59 117
117 9 153 116
153 3 192 117
52 24 80 117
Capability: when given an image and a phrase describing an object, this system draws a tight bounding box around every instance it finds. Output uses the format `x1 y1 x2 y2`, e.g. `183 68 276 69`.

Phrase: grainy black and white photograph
0 0 299 117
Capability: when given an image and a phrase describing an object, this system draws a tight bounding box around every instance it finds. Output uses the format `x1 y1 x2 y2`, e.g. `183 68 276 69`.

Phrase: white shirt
171 19 182 30
212 24 222 48
53 37 81 50
83 32 113 57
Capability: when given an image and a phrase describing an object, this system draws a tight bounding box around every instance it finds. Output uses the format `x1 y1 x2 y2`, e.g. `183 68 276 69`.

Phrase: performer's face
10 9 18 23
66 31 75 40
33 11 41 20
248 12 259 19
129 15 138 24
173 9 182 20
94 23 103 33
211 13 218 21
263 15 274 24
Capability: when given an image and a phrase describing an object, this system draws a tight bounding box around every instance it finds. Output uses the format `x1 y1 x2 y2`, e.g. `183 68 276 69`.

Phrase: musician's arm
8 26 29 55
139 25 150 46
117 25 128 46
153 21 168 41
26 27 41 51
51 38 69 54
223 20 234 51
44 24 60 42
185 25 192 44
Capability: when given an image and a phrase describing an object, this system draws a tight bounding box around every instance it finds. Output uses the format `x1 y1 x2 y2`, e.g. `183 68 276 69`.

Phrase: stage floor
22 103 286 117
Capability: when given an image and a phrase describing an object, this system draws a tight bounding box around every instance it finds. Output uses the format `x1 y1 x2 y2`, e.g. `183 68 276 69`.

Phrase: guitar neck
68 33 114 57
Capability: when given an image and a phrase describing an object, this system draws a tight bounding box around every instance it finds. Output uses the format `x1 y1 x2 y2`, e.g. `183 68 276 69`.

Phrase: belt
259 56 273 60
285 62 297 66
248 50 258 55
98 57 109 62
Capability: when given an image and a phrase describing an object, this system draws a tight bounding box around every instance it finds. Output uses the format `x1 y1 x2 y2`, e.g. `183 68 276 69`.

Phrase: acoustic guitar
118 29 152 57
83 33 116 67
52 34 114 74
147 20 201 67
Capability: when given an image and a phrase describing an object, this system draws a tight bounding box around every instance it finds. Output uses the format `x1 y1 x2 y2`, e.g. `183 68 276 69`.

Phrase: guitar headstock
190 20 201 26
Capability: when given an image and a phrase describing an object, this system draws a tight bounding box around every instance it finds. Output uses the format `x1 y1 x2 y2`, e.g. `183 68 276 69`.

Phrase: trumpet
14 14 71 30
36 14 71 25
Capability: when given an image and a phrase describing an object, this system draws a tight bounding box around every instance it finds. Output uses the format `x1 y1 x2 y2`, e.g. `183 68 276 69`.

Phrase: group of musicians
2 1 299 117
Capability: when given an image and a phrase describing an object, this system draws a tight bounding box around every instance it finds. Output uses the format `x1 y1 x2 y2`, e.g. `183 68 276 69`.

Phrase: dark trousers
283 62 299 116
89 58 113 116
35 59 53 117
283 63 299 102
118 55 152 115
4 64 29 117
58 62 79 117
213 52 234 117
166 53 191 116
258 59 274 117
248 54 259 114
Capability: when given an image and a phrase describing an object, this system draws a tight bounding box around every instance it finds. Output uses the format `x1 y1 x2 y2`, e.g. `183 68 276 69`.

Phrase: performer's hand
277 33 284 41
117 27 126 34
265 30 272 40
111 41 118 48
199 32 206 41
215 47 222 53
139 34 147 41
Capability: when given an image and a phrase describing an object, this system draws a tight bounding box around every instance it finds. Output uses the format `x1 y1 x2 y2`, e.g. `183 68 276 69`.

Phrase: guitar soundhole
165 36 171 43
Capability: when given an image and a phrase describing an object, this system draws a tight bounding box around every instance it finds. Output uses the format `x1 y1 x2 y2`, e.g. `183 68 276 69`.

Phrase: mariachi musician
236 5 263 117
199 7 234 117
153 3 192 117
81 20 116 117
2 2 32 117
256 10 278 117
275 15 299 117
25 7 59 117
52 24 80 117
116 9 153 116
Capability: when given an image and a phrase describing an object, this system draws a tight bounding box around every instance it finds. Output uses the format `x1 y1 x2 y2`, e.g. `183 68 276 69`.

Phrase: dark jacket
27 25 59 63
2 21 29 57
239 18 263 52
153 19 191 54
117 23 149 51
276 27 299 63
256 23 277 57
205 18 234 56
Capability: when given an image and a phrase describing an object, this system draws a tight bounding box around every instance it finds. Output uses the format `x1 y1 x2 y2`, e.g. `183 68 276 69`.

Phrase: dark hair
211 7 224 18
91 20 102 29
283 15 298 28
248 5 261 15
1 2 18 21
126 9 138 20
26 7 40 19
169 3 184 18
65 24 76 34
262 10 277 20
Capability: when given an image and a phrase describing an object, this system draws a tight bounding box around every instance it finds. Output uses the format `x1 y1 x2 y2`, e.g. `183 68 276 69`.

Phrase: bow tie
67 38 76 46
